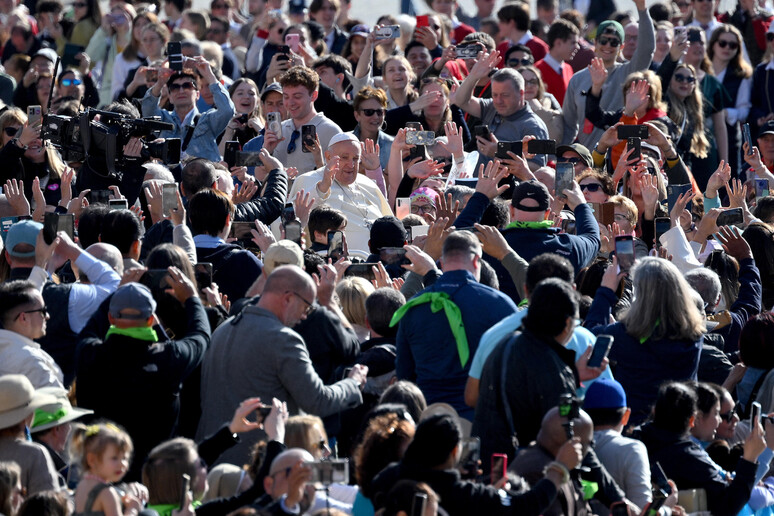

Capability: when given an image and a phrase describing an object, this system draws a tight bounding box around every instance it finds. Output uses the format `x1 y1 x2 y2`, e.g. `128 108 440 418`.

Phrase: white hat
0 375 58 430
31 387 93 433
327 132 360 150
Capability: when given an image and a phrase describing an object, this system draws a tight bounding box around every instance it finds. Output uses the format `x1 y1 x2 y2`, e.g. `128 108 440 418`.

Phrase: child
71 423 145 516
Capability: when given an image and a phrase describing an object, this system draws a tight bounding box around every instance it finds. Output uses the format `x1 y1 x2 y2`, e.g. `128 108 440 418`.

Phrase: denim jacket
141 81 235 162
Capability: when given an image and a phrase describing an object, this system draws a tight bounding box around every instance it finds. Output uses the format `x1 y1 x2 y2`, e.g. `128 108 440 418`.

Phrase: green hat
597 20 625 43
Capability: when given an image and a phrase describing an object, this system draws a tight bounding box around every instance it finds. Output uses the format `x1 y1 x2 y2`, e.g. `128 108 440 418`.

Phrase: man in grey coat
561 0 655 148
196 265 367 465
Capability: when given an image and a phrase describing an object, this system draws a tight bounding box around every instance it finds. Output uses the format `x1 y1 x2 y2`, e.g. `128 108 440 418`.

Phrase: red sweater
496 37 548 67
535 58 573 106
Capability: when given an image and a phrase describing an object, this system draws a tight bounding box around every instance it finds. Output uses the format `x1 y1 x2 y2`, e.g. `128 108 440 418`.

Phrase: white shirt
0 330 63 389
541 53 564 74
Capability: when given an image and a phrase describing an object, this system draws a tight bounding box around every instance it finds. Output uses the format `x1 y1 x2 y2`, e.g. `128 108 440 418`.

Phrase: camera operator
141 56 236 163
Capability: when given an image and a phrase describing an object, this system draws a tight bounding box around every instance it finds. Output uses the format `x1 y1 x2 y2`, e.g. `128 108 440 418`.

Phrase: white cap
327 132 360 150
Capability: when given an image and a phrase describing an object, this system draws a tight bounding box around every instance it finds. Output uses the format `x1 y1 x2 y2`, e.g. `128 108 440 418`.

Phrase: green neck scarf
147 501 202 516
32 408 66 428
106 325 158 342
505 220 555 230
390 291 469 368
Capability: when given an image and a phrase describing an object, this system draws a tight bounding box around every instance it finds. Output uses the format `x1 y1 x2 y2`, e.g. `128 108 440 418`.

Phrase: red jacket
535 58 573 106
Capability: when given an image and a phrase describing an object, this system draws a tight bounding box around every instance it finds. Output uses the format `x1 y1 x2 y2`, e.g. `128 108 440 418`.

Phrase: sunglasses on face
169 81 196 92
60 78 82 86
560 157 582 164
359 108 385 117
579 182 602 192
719 402 741 422
674 73 696 83
598 36 621 47
3 127 18 137
716 39 738 50
507 57 533 67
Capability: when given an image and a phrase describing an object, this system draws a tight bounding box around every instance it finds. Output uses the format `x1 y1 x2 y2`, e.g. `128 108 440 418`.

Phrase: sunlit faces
420 82 448 118
579 178 608 203
282 84 317 121
670 66 696 99
262 90 287 120
692 0 714 18
716 392 739 440
58 71 85 99
326 140 361 185
519 68 539 101
2 124 21 146
595 33 621 64
655 28 672 58
141 27 165 58
757 133 774 164
406 45 432 77
613 205 636 233
268 21 287 45
311 0 337 29
349 35 366 59
430 0 455 15
713 33 740 62
693 402 722 442
89 444 130 484
170 77 199 108
314 65 341 91
556 34 580 62
490 78 524 117
353 98 386 134
383 58 412 90
231 81 258 115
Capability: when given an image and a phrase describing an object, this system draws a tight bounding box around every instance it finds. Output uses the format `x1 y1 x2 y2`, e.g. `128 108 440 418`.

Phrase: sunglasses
579 183 602 192
716 39 738 50
15 306 48 320
598 36 621 47
560 157 582 164
168 81 196 92
719 402 741 422
359 108 385 117
287 129 299 153
507 57 533 67
60 78 82 86
3 127 18 137
674 73 696 83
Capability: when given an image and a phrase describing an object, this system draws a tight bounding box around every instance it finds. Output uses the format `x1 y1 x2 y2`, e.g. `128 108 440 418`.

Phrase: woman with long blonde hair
666 63 711 164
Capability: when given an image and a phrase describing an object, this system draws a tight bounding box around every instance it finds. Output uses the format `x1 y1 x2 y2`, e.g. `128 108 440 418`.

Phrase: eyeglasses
290 291 315 315
72 1 86 6
287 129 299 153
579 183 602 192
411 204 435 214
15 306 48 320
211 3 228 7
523 78 539 86
613 213 630 222
168 81 196 92
359 108 385 117
60 78 82 86
507 57 533 67
720 402 741 422
716 39 739 50
3 127 18 137
598 36 621 47
559 157 582 164
674 73 696 83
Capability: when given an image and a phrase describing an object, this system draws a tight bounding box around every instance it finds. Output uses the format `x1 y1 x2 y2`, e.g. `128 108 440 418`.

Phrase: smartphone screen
224 141 240 169
527 139 556 155
654 217 670 248
108 199 128 211
345 263 378 281
744 123 753 156
328 230 344 261
555 162 574 198
652 462 671 495
282 203 296 225
285 33 300 53
411 493 428 516
588 335 614 368
755 178 770 198
666 184 692 213
284 220 302 245
194 262 212 290
490 454 507 485
88 189 110 205
380 246 411 265
626 137 641 161
615 235 635 273
396 197 411 219
716 207 743 226
751 401 762 429
301 124 316 153
162 183 177 217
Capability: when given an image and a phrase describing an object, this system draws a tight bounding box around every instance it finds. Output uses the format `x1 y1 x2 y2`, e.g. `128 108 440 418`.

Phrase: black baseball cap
511 180 551 211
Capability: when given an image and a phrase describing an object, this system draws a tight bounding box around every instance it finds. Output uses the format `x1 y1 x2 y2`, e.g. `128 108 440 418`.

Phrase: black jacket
196 244 263 302
233 167 288 225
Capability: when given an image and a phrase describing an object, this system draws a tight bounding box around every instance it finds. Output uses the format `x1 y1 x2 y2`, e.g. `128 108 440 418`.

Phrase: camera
306 459 348 485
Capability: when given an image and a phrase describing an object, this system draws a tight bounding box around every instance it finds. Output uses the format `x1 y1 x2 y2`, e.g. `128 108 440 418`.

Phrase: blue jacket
454 194 600 301
709 257 762 354
395 269 517 420
584 286 703 426
141 81 235 162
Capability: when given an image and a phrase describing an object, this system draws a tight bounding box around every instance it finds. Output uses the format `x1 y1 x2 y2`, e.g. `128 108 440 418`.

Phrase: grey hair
684 268 722 309
181 39 202 55
143 164 175 183
444 185 475 207
619 257 706 341
491 67 525 92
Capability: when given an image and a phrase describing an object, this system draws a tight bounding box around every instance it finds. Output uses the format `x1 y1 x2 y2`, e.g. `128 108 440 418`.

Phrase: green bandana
32 408 66 428
638 318 660 344
505 220 555 230
580 479 599 500
390 291 469 367
106 325 158 342
148 501 202 516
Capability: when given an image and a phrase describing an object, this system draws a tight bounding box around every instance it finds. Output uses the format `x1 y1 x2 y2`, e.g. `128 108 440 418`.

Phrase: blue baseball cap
109 283 156 320
6 220 42 258
583 378 627 410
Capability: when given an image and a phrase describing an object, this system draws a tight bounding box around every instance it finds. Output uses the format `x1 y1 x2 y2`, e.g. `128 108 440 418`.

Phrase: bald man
289 133 393 253
198 265 367 465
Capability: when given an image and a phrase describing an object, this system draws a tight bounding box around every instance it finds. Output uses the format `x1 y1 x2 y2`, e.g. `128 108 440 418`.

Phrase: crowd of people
4 0 774 513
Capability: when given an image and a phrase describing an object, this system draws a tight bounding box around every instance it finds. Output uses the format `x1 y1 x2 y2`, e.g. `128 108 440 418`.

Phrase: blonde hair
285 415 328 459
622 70 668 113
608 194 638 226
619 257 706 341
335 276 374 327
70 422 133 473
667 64 709 159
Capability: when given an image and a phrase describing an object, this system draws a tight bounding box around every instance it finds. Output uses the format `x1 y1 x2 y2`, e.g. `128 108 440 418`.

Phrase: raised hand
624 80 650 116
4 179 30 216
407 159 444 179
317 156 340 193
293 189 315 227
706 160 731 198
475 159 510 199
436 192 460 225
589 57 608 94
361 139 381 170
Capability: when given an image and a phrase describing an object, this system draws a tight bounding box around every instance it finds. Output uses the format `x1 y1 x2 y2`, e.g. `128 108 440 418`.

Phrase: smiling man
262 66 342 174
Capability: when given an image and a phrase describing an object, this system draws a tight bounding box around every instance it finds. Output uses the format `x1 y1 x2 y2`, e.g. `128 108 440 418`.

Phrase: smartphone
345 263 378 281
307 459 349 485
328 230 344 261
88 189 110 205
555 162 575 198
108 199 128 211
752 401 762 428
617 125 649 139
396 197 411 219
410 225 429 240
375 25 400 39
179 473 190 510
652 462 671 496
644 497 667 516
43 213 74 245
167 41 183 71
405 131 435 145
27 105 41 127
0 216 18 242
598 202 615 227
301 124 316 153
255 404 272 423
687 28 702 43
230 221 254 240
459 436 480 478
454 226 479 232
755 178 770 198
224 141 240 169
236 113 249 125
455 45 479 59
610 502 631 516
411 493 428 516
490 453 507 485
284 220 302 245
666 184 692 213
162 183 177 218
405 121 422 131
654 217 670 249
285 33 300 53
379 246 411 266
416 14 429 27
716 207 743 226
588 334 614 368
527 139 557 155
235 151 263 167
266 112 282 136
615 235 635 273
626 137 642 160
281 203 296 226
495 141 521 159
192 262 213 290
146 68 158 83
744 123 753 156
473 125 491 140
142 268 170 291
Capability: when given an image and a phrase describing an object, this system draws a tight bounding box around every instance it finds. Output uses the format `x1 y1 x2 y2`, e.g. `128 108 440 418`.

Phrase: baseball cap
328 132 360 150
350 24 370 38
264 240 304 274
583 378 627 410
289 0 306 14
109 283 156 320
760 120 774 137
33 48 58 64
597 20 624 43
511 180 551 212
556 143 593 168
6 220 42 258
261 81 283 100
